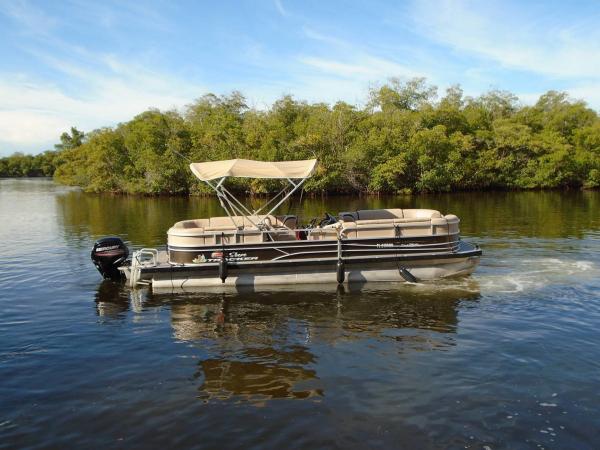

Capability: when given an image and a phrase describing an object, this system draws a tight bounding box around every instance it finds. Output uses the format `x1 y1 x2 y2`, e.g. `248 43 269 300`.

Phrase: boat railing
127 248 159 287
134 248 159 267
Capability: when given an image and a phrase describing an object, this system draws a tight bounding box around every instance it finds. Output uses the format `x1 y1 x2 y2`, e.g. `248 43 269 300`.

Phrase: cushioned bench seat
339 208 442 221
334 209 459 239
352 217 432 226
167 214 299 247
171 214 297 231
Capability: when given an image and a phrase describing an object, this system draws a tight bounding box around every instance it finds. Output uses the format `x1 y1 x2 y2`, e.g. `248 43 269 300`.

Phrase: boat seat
337 209 443 238
170 214 297 231
263 215 295 229
353 218 430 225
402 209 442 219
339 211 358 222
167 213 301 247
338 208 404 222
308 228 339 240
357 208 404 220
339 211 459 239
351 222 397 238
208 216 245 228
339 208 441 222
204 225 239 232
275 215 298 229
173 219 210 230
265 229 297 241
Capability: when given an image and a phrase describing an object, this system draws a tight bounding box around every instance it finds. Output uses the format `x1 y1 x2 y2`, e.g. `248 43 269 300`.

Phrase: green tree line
0 151 58 177
3 78 600 194
0 127 84 178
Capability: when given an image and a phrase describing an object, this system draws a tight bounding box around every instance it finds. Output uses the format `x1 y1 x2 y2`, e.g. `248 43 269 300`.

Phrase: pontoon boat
91 159 481 288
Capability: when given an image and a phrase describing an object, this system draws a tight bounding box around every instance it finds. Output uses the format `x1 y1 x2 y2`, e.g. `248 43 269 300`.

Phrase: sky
1 0 600 156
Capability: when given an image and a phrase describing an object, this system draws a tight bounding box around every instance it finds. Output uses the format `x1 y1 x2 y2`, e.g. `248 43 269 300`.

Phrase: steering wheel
319 212 337 228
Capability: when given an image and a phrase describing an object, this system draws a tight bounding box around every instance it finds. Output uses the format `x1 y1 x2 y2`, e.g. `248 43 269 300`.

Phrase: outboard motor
91 237 129 280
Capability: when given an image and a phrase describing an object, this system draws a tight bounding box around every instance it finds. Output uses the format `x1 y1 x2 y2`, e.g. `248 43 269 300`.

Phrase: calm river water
1 178 600 449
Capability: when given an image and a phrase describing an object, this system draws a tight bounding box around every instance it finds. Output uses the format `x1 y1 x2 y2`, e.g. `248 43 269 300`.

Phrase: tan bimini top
189 159 318 181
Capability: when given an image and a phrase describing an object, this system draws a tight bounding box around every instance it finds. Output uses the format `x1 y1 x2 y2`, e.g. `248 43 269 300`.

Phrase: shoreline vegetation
2 78 600 195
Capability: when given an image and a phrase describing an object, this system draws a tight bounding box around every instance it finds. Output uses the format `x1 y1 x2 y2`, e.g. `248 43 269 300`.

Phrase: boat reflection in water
94 281 480 403
94 281 131 319
196 347 322 402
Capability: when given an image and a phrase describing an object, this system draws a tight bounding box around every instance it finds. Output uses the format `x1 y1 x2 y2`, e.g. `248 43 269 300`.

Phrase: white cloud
0 111 70 148
565 83 600 108
292 76 371 106
0 0 207 155
298 27 423 90
504 87 600 109
302 27 348 47
0 0 58 36
299 56 418 80
274 0 288 17
409 0 600 79
0 60 206 154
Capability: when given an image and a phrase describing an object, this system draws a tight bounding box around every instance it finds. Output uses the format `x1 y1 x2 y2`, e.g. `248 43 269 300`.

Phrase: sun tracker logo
205 251 258 262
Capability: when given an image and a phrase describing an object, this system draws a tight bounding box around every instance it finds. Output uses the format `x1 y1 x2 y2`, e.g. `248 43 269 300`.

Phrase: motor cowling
91 237 129 280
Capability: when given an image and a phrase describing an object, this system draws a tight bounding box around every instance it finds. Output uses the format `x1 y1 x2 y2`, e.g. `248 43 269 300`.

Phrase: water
1 179 600 449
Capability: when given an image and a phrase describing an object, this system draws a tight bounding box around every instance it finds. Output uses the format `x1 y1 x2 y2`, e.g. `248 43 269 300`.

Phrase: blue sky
1 0 600 155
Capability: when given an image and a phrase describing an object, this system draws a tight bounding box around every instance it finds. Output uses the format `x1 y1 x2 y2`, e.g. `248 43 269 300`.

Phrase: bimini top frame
189 159 318 229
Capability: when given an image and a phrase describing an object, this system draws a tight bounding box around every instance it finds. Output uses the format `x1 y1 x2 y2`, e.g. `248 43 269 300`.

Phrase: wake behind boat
91 159 481 288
